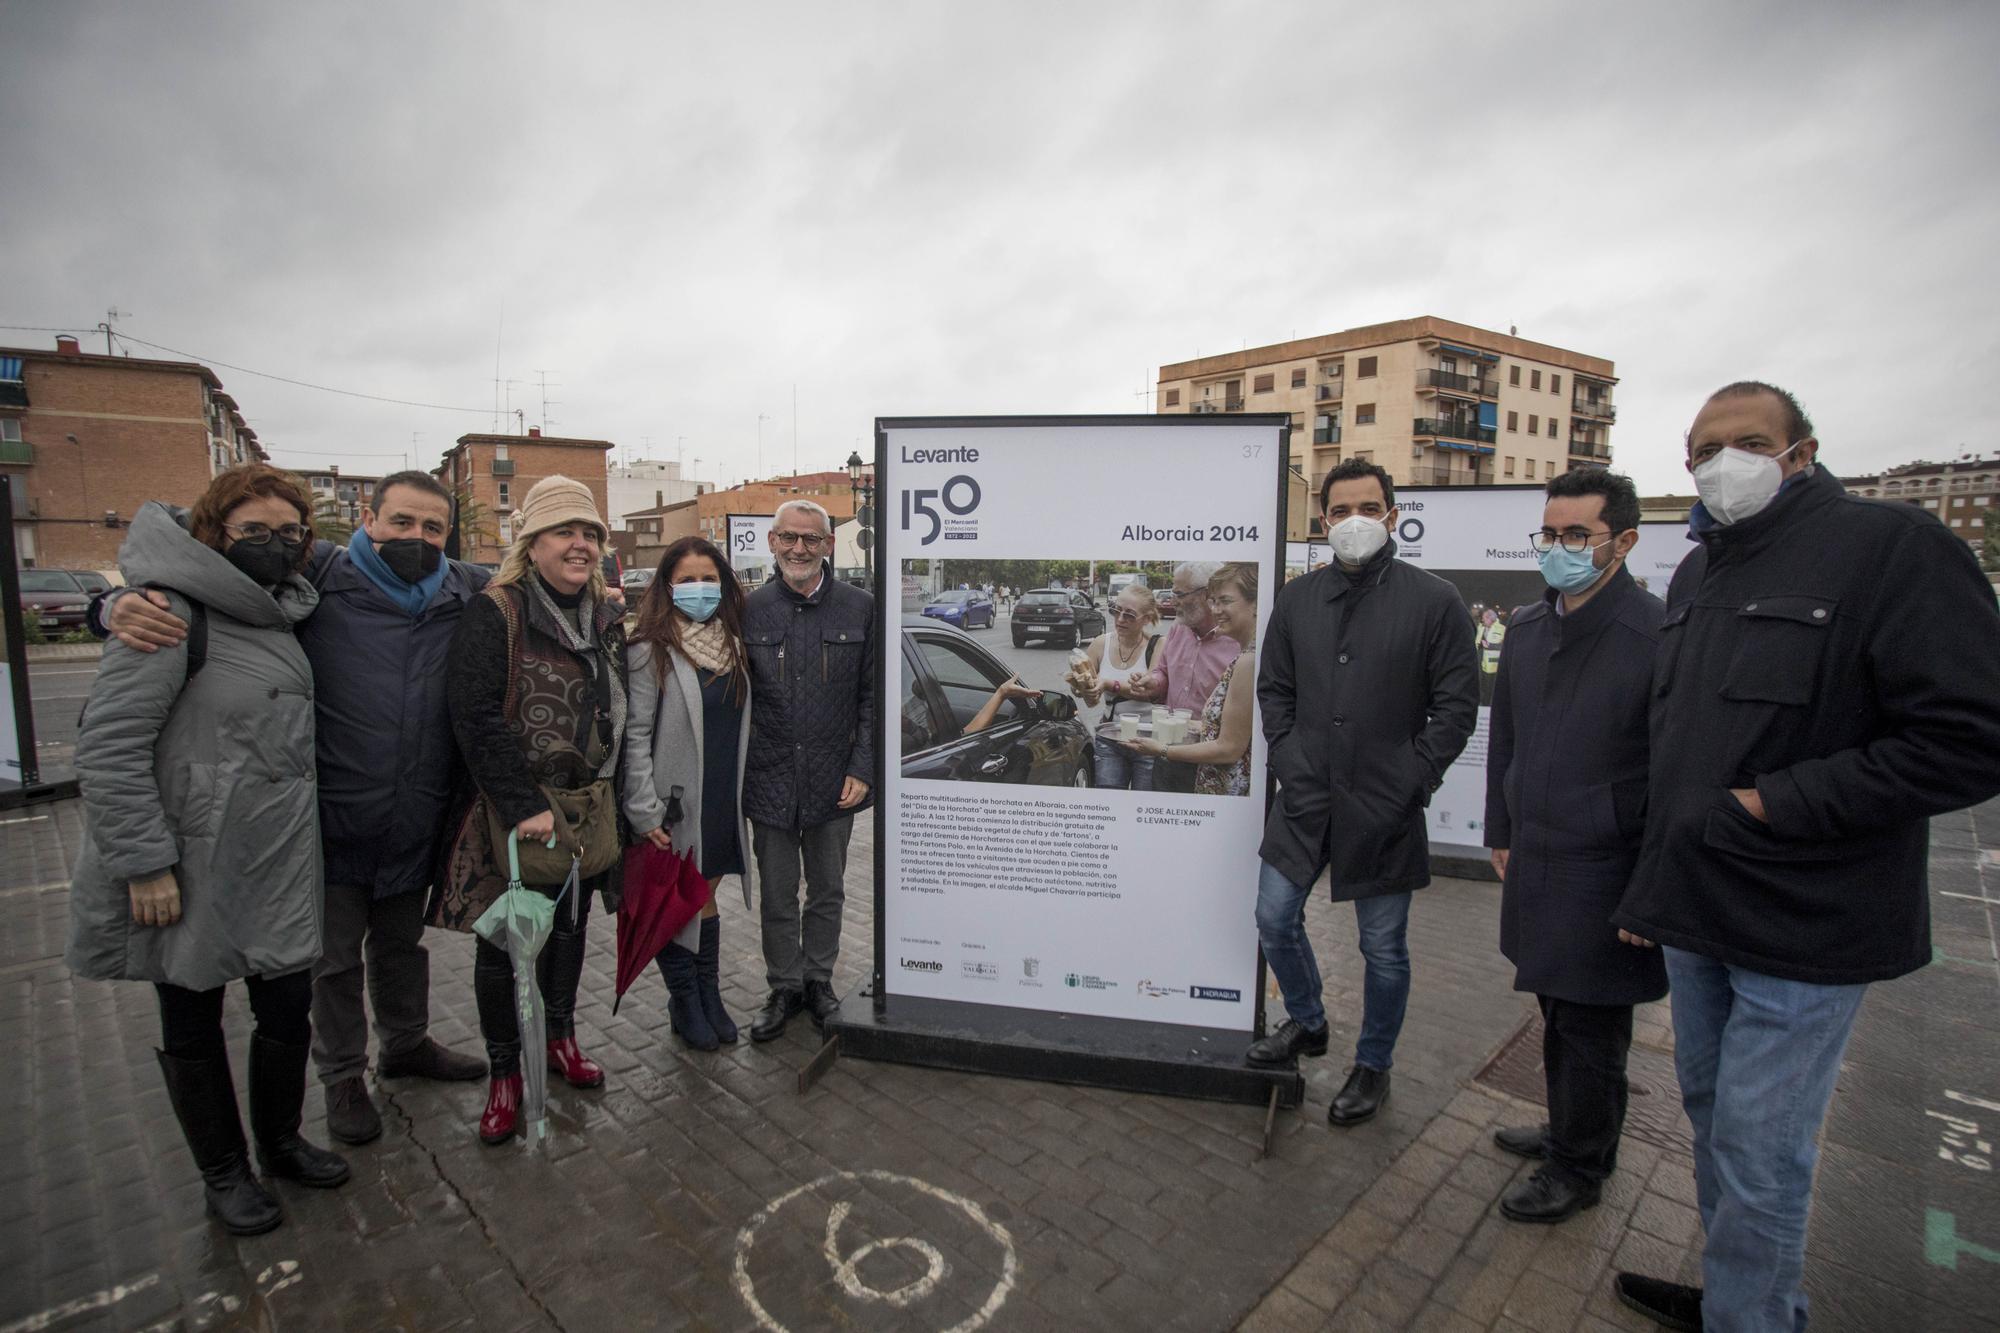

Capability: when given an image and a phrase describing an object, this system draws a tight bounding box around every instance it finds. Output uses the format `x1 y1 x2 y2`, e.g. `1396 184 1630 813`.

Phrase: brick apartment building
434 429 615 565
1 335 264 569
1157 316 1616 536
299 466 382 528
1846 454 1999 568
691 471 858 549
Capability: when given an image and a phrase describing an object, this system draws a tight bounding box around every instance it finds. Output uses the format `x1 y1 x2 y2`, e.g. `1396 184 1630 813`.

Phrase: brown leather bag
485 780 621 886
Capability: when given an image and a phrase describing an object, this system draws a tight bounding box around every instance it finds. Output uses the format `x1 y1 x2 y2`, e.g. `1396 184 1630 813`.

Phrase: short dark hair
1706 381 1815 444
1544 467 1641 533
1319 458 1396 511
371 469 455 512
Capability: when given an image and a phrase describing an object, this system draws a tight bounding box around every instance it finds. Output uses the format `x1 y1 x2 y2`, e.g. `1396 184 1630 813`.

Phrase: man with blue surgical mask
1610 383 2000 1332
1483 468 1666 1228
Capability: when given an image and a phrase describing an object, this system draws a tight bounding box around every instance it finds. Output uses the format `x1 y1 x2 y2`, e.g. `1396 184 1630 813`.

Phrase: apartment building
1847 454 1998 559
434 428 615 565
1157 317 1617 534
299 466 382 528
607 459 710 532
0 334 264 568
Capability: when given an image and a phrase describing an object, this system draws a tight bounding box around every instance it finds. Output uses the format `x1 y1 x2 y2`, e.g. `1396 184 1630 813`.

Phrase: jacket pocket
1652 603 1691 698
1702 796 1834 862
821 628 863 683
1719 596 1836 705
745 628 785 682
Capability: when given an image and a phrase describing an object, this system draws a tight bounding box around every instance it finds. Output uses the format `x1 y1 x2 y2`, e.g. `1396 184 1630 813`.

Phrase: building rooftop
1158 316 1617 382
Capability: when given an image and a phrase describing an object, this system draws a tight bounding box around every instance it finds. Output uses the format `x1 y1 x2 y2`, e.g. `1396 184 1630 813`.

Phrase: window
1925 499 1939 509
498 482 511 507
0 420 19 443
1356 403 1376 425
1412 443 1425 457
1547 418 1558 439
1506 411 1519 432
1528 415 1539 434
1165 388 1180 407
1509 365 1521 387
1504 456 1515 476
1550 374 1561 396
1356 356 1378 378
1530 370 1542 391
1291 367 1307 388
1975 496 1991 506
916 636 1015 736
1253 373 1275 394
1525 459 1537 479
1951 518 1963 528
0 356 22 382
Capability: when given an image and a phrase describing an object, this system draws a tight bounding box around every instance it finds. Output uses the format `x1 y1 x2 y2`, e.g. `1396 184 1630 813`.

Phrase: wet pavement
1 795 1995 1331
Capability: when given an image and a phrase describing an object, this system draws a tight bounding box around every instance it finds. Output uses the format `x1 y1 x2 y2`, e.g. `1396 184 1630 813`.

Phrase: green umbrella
473 830 577 1145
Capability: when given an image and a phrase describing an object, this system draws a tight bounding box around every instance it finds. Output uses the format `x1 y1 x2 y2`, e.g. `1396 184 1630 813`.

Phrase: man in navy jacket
1484 468 1666 1226
1611 384 2000 1332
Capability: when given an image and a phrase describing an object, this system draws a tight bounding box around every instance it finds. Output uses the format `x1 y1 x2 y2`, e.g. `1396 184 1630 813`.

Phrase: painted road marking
734 1169 1016 1333
0 1273 160 1333
1925 1209 2000 1270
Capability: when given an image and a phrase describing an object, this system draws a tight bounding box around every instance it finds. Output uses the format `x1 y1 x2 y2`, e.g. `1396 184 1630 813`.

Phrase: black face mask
226 538 305 587
376 537 442 584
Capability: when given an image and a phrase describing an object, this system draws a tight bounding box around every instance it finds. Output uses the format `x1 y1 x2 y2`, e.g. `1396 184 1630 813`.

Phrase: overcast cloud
3 0 1996 497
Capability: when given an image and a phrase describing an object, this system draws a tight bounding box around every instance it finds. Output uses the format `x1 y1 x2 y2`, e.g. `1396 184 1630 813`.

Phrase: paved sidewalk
1 798 1995 1331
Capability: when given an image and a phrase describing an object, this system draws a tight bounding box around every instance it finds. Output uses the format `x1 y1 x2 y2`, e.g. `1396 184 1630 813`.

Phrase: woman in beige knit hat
439 475 630 1143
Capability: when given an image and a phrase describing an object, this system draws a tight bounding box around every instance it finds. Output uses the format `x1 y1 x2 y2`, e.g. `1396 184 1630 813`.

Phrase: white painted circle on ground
734 1169 1017 1333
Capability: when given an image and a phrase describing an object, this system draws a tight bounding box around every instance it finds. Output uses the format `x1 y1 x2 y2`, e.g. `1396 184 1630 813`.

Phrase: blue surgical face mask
671 581 723 622
1537 543 1609 595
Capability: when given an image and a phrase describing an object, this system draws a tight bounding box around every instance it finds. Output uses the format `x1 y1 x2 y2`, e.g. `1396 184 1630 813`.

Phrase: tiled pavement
2 798 1995 1331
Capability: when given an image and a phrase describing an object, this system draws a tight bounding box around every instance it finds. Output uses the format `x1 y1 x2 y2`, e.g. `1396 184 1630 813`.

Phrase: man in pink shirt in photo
1119 561 1241 794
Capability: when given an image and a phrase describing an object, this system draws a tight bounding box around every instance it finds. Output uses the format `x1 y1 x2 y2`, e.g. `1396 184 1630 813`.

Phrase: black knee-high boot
658 942 718 1051
695 916 737 1044
157 1048 283 1235
249 1034 351 1188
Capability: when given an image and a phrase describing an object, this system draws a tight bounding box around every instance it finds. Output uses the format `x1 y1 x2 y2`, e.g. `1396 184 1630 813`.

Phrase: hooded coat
67 502 324 992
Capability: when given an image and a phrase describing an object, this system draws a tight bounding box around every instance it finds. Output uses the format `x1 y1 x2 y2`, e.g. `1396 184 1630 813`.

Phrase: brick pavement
1 798 1995 1331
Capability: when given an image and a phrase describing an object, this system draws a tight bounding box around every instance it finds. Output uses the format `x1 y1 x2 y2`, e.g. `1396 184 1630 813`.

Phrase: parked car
1155 587 1178 619
70 570 115 597
18 569 91 631
621 568 656 597
900 617 1092 787
1010 587 1107 649
921 588 995 630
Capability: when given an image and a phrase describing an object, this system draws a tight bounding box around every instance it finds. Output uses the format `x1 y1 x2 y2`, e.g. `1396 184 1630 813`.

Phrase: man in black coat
1483 468 1666 1226
741 499 875 1041
100 471 492 1145
1610 384 2000 1333
1248 460 1479 1126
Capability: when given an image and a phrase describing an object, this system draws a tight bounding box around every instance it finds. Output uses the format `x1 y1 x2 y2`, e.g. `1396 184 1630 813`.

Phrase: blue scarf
346 529 447 616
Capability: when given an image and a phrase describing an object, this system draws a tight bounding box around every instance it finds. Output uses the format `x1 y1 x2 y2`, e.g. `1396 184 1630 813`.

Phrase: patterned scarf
524 575 626 779
677 615 738 677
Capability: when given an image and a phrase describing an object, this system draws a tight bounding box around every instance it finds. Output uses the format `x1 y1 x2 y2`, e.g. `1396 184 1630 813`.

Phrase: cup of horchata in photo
1118 713 1142 742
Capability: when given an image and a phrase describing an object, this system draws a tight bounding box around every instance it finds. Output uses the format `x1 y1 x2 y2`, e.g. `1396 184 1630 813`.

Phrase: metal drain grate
1472 1013 1694 1157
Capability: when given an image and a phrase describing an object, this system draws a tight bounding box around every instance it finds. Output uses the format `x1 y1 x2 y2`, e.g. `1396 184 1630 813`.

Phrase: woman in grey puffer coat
68 466 349 1236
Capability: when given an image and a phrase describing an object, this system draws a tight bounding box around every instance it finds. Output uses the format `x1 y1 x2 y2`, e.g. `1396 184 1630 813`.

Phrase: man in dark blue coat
1611 384 2000 1332
105 472 490 1145
1483 468 1666 1226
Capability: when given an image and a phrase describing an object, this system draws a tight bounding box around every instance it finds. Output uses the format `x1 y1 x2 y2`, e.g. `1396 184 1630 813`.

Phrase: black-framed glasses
1529 529 1618 555
772 531 829 549
226 522 308 545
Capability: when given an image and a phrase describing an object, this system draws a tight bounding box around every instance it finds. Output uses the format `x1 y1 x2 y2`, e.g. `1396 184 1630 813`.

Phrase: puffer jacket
741 566 875 829
67 502 323 992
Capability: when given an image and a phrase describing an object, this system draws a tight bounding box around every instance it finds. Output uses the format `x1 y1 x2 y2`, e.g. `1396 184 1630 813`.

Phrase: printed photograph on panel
898 558 1260 795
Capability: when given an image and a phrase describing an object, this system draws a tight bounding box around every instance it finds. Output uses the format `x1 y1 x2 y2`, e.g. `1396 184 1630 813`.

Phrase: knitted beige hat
513 475 605 542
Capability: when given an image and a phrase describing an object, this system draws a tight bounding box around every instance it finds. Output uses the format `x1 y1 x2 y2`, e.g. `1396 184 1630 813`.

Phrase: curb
24 642 103 663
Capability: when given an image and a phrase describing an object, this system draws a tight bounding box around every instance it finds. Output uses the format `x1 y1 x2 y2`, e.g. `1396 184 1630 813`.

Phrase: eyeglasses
1112 608 1144 622
226 522 308 545
1529 529 1618 555
772 531 829 549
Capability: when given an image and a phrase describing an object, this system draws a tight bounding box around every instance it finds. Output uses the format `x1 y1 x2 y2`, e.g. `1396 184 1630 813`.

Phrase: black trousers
155 970 313 1061
1539 994 1634 1184
472 875 597 1076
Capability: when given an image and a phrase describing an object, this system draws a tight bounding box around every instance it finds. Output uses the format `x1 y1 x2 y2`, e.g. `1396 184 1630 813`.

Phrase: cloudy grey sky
4 0 1996 496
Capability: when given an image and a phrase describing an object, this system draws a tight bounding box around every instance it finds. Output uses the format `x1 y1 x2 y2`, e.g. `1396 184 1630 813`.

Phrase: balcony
1191 402 1219 415
1413 417 1497 445
1222 397 1244 412
1316 377 1344 402
1313 427 1342 446
1569 438 1612 461
1407 469 1493 487
491 458 517 475
1572 396 1617 421
1419 369 1498 398
0 439 32 465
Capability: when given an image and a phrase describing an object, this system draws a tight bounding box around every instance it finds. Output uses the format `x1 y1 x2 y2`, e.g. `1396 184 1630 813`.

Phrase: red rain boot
545 1036 604 1089
479 1072 522 1145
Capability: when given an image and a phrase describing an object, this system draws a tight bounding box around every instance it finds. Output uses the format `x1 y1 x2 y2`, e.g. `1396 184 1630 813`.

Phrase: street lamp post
846 450 874 588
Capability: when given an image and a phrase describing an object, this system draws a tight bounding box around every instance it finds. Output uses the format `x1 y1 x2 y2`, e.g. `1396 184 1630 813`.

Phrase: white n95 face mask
1330 514 1390 565
1693 442 1801 525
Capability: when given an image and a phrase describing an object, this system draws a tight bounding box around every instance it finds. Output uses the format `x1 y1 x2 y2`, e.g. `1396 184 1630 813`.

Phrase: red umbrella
612 841 714 1013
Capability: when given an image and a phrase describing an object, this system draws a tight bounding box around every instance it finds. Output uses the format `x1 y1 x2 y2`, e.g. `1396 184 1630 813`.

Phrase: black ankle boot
695 917 738 1044
658 944 719 1050
156 1048 283 1235
249 1034 351 1188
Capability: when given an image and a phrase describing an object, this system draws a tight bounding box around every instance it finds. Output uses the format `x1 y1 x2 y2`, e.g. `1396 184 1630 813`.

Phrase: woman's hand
1122 737 1168 759
517 810 557 843
129 871 182 927
645 826 673 852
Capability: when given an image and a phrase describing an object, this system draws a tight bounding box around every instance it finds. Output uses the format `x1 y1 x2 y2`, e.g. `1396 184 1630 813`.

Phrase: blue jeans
1664 948 1867 1333
1254 861 1412 1070
1093 734 1155 791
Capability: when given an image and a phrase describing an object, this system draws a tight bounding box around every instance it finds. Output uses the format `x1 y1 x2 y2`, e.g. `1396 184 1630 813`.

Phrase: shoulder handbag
482 585 622 886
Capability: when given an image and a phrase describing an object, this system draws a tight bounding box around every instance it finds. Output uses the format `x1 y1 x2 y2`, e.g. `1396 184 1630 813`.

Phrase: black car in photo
1010 587 1106 649
901 617 1093 787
